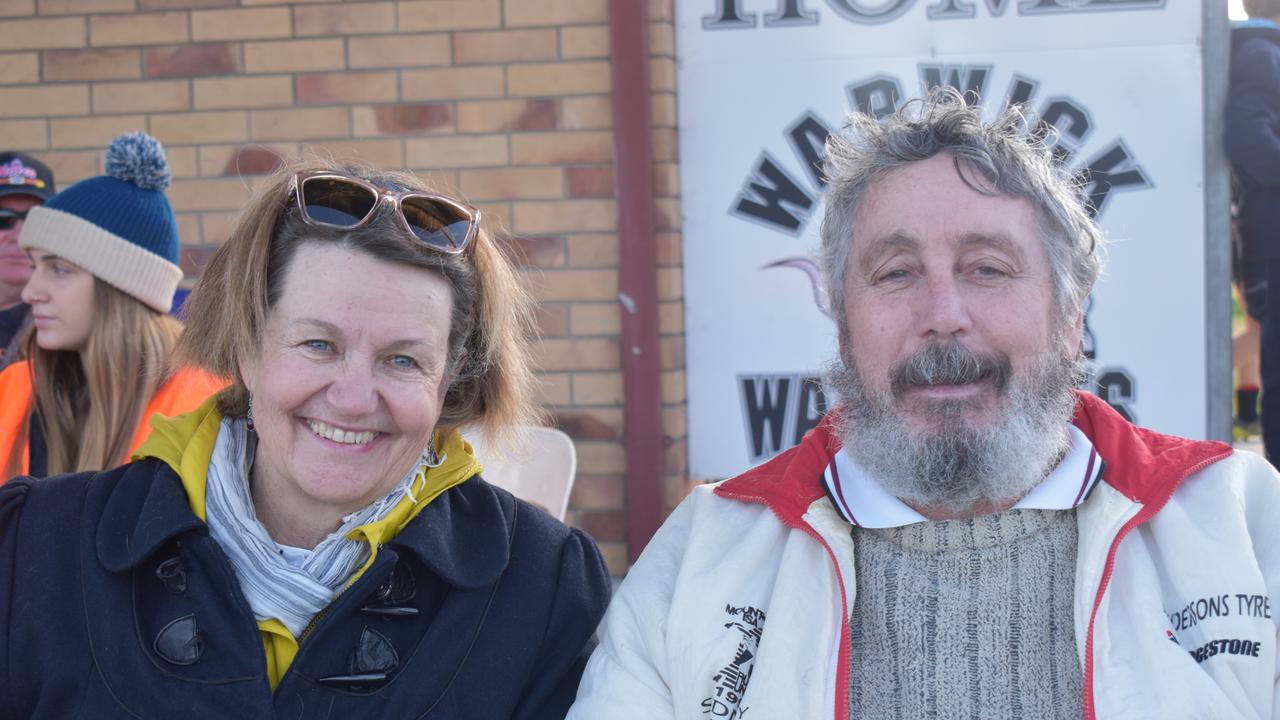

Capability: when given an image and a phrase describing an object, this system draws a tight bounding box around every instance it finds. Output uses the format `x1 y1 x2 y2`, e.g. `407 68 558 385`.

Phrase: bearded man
568 90 1280 720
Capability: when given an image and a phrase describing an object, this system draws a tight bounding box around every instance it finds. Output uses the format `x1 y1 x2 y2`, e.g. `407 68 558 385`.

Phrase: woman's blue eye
304 340 332 352
390 355 418 369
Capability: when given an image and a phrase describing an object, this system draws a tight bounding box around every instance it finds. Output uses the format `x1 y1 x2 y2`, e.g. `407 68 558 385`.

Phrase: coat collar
717 390 1232 528
94 457 512 590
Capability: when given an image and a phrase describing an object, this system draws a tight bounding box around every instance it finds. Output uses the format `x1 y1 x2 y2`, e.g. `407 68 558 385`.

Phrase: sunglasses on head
0 209 29 231
289 172 480 255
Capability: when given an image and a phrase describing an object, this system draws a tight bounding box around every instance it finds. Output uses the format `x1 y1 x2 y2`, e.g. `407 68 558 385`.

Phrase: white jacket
569 393 1280 719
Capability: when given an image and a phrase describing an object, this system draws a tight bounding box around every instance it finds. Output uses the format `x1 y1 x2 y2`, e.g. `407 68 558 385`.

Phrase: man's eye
875 268 909 283
974 265 1009 278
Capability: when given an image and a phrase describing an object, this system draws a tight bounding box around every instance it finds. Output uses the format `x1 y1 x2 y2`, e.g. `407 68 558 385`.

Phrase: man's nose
918 273 973 338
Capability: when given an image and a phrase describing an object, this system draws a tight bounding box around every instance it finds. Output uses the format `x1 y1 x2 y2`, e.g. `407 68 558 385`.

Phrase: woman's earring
246 392 256 432
423 435 446 468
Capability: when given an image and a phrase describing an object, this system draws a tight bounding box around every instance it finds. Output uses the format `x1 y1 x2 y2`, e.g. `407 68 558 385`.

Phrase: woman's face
21 247 96 352
242 243 454 522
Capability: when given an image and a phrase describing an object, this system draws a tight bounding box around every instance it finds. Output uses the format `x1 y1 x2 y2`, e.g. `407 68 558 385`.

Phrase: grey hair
819 87 1104 333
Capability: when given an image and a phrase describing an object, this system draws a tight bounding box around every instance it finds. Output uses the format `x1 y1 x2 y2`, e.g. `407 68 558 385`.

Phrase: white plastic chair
463 426 577 521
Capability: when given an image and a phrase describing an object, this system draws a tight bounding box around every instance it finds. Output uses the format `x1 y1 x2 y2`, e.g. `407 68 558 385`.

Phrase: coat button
154 614 204 666
155 556 188 594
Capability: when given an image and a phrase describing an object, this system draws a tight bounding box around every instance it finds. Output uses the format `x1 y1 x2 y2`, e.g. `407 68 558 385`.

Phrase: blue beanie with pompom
20 132 182 313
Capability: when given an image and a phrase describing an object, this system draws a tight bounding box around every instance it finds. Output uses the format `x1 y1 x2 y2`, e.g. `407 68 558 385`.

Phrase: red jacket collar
716 390 1233 528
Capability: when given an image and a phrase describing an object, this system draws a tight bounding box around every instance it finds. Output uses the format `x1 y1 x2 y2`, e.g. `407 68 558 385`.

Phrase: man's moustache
889 343 1012 398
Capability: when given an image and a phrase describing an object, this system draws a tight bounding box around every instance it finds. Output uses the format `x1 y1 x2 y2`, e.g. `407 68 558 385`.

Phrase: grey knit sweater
849 509 1082 719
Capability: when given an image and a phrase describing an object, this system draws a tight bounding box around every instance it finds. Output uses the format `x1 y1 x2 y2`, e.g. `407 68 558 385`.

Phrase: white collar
822 425 1103 528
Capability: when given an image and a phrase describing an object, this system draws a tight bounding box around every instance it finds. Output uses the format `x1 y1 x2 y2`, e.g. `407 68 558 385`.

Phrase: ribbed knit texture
849 509 1082 720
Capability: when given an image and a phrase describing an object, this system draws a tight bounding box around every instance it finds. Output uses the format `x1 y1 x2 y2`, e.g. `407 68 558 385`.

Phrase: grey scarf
203 418 421 637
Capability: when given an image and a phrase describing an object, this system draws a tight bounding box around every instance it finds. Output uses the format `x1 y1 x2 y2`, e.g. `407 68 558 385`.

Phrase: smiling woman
0 158 611 719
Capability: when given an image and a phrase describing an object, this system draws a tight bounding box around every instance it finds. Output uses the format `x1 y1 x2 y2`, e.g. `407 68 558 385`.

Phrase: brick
453 29 556 64
576 441 625 475
650 20 674 56
92 80 188 114
511 131 611 165
512 199 614 234
144 43 238 78
40 150 98 184
650 56 676 93
534 303 567 336
295 2 394 36
199 211 238 242
193 75 292 110
151 110 247 144
571 372 622 405
175 213 201 248
534 337 617 371
250 107 349 141
39 0 133 13
649 0 673 20
141 0 236 8
568 474 624 510
533 269 615 301
241 0 339 5
198 143 285 176
167 177 251 212
164 145 198 178
456 98 556 134
459 167 562 201
90 12 187 47
352 103 451 136
5 17 84 50
43 48 138 82
347 33 451 69
655 196 680 232
560 96 611 129
662 405 686 440
0 119 47 149
567 165 612 197
506 0 607 26
508 61 610 97
492 233 563 266
560 25 608 59
658 299 683 334
555 409 622 440
0 53 39 84
0 0 34 16
404 134 507 168
191 7 291 41
661 368 686 405
654 161 679 197
401 66 504 101
651 127 678 163
244 39 344 74
0 85 88 118
536 372 571 406
299 139 404 169
566 233 617 267
474 200 509 229
664 437 688 477
595 541 627 577
398 0 499 31
569 302 619 333
296 71 397 106
657 267 683 303
660 335 683 370
651 93 676 128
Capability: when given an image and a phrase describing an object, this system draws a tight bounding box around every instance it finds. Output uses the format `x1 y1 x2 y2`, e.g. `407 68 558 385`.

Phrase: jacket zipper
1081 450 1232 720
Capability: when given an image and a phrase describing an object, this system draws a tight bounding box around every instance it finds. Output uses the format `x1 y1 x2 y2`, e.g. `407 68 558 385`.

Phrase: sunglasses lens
300 177 378 228
401 196 474 252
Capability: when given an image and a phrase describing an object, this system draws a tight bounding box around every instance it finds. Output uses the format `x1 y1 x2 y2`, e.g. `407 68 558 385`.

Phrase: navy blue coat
1225 20 1280 261
0 459 611 719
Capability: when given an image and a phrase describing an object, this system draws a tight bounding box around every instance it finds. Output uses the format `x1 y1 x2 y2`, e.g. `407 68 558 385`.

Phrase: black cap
0 151 55 203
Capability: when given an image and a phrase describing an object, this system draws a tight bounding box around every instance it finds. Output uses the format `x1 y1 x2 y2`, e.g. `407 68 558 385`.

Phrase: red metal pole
609 1 665 564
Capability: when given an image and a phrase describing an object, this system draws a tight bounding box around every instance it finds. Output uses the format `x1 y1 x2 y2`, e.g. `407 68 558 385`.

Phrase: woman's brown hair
178 158 539 443
3 280 182 477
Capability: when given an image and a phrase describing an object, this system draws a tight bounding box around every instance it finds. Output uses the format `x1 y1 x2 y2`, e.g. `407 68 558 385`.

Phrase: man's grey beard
828 339 1085 515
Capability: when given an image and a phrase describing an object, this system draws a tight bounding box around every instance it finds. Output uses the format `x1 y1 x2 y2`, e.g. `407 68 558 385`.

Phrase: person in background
1225 0 1280 463
0 133 223 480
0 151 55 367
0 157 610 718
569 89 1280 720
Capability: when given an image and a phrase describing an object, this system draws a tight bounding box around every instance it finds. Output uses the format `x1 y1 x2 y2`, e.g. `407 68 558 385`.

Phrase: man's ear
1066 304 1085 355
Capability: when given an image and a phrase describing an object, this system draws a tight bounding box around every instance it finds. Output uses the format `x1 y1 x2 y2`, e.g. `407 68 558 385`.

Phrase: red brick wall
1 0 686 574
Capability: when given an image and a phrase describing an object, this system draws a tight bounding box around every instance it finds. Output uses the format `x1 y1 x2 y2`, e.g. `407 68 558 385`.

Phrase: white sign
678 0 1215 479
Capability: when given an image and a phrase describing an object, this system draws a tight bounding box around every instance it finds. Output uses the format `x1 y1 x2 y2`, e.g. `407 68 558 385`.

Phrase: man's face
842 153 1076 433
0 194 43 301
834 153 1083 513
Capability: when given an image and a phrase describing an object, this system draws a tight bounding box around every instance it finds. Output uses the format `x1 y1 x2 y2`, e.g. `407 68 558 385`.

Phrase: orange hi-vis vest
0 360 225 480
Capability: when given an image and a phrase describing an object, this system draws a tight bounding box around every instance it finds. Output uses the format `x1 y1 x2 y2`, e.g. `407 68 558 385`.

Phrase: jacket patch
701 604 766 719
